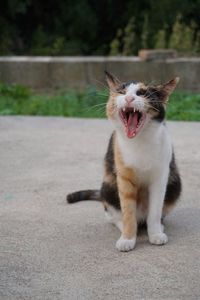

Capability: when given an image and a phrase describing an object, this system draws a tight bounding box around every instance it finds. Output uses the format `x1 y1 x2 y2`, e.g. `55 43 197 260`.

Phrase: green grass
0 82 199 121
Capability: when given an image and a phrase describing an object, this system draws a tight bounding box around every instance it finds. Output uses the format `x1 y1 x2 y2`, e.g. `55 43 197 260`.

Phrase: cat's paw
149 232 168 245
116 236 136 252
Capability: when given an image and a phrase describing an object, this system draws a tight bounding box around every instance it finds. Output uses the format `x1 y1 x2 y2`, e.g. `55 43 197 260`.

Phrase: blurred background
0 0 199 120
1 0 200 56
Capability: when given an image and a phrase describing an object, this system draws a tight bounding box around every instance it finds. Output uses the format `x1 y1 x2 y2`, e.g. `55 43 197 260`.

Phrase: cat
67 71 182 252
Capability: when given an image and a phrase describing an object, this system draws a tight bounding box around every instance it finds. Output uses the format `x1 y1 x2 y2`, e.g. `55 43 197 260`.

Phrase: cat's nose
125 95 135 103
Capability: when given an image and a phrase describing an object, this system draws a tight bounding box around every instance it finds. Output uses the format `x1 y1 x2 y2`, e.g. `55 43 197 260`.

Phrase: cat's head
105 71 179 138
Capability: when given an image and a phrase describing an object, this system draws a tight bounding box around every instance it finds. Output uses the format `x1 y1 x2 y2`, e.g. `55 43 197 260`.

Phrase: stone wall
0 56 200 92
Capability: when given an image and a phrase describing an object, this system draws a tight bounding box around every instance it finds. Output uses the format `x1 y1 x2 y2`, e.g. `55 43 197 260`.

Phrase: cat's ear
105 71 121 90
160 77 180 103
163 77 180 95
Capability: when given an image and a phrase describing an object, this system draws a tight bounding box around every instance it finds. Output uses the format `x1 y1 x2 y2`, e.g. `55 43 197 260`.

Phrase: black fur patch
164 152 182 205
104 132 116 174
145 88 166 122
100 182 121 210
67 189 100 203
136 88 146 96
100 132 121 210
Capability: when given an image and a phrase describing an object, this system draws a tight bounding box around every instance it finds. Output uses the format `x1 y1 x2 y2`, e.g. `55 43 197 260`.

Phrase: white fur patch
127 83 140 94
116 235 136 252
116 83 145 112
149 232 168 245
117 121 172 182
105 206 122 232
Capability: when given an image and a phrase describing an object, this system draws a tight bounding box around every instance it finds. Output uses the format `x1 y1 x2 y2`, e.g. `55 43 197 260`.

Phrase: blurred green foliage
0 82 199 121
0 0 200 56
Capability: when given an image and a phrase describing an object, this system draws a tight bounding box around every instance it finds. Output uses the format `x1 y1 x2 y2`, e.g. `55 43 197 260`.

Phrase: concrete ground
0 116 200 300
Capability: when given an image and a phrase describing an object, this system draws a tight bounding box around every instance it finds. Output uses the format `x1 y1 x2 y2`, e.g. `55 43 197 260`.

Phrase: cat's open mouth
119 107 146 138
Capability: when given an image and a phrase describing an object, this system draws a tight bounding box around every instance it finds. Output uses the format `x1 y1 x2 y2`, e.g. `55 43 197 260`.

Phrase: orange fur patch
106 93 118 119
114 135 138 238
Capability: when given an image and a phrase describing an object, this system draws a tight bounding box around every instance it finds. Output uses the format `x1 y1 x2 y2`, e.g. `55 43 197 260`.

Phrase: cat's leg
115 173 137 252
147 172 169 245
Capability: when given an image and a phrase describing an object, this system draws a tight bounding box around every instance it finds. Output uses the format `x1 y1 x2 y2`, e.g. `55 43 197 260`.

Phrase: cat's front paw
116 235 136 252
149 232 168 245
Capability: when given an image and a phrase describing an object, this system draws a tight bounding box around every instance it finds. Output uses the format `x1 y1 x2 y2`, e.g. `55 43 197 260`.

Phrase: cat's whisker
146 96 165 103
83 102 107 115
89 102 107 108
82 106 106 114
144 103 159 112
96 93 109 98
144 89 160 99
147 99 165 104
82 102 107 112
92 79 109 91
95 106 106 113
91 106 106 117
143 85 158 98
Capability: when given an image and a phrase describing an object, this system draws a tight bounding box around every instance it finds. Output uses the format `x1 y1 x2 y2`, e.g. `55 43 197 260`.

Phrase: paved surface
0 116 200 300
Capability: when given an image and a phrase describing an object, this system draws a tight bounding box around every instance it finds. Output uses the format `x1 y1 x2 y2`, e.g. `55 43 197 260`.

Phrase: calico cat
67 71 181 252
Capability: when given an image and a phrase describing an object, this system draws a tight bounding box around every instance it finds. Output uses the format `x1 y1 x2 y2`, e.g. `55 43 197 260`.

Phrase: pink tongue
126 112 138 138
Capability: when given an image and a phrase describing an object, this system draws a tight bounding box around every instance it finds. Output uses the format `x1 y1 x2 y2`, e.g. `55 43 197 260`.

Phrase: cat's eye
115 83 127 94
115 88 126 94
136 89 146 96
118 90 126 95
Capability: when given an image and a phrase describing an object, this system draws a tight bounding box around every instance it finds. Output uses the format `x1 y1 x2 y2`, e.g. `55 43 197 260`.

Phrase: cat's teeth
123 108 126 112
134 108 135 112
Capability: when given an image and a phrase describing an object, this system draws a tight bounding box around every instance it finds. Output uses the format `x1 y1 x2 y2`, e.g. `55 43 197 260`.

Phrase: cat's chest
120 140 158 171
117 128 171 181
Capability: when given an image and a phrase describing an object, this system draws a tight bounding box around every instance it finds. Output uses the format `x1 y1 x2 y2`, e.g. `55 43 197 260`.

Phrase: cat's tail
67 189 101 204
